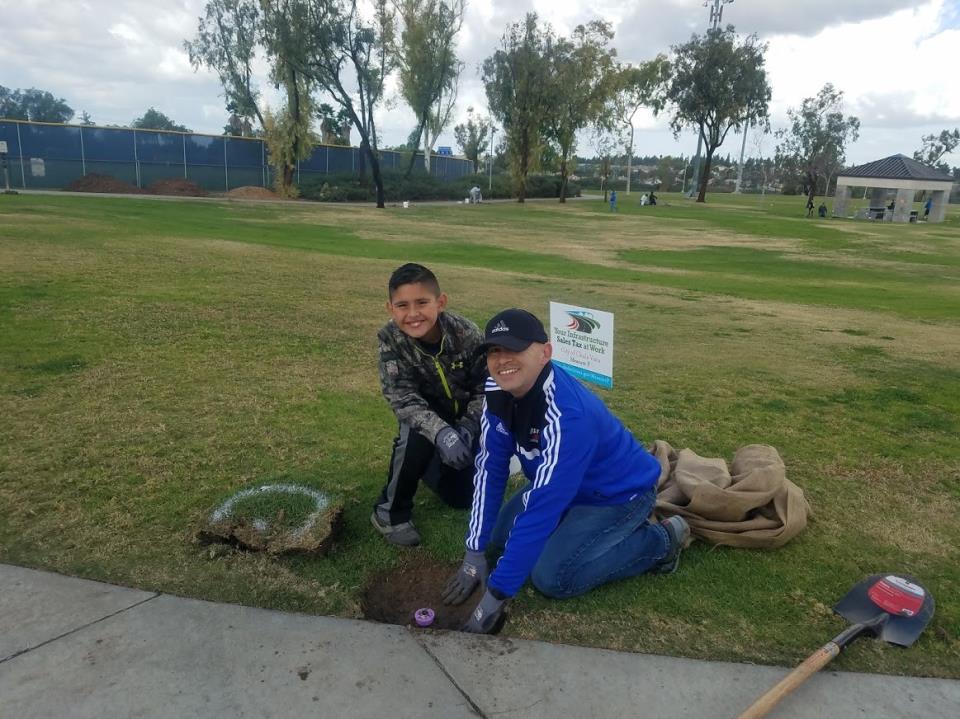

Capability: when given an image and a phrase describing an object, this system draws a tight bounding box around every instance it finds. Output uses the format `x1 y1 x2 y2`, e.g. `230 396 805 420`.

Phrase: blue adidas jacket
466 362 661 598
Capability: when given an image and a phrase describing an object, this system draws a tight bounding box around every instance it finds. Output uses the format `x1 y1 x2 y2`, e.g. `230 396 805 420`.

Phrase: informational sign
0 140 8 154
549 301 614 388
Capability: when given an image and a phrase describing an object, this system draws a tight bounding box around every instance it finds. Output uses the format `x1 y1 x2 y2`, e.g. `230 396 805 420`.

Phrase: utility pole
488 126 496 192
688 0 735 198
734 120 749 193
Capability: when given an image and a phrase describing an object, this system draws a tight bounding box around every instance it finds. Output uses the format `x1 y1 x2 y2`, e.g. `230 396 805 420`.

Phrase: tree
453 106 491 172
266 0 396 208
316 103 351 145
611 55 670 194
776 83 859 208
913 128 959 173
0 86 74 123
588 126 623 201
665 27 770 202
543 21 618 203
396 0 465 176
79 111 95 126
483 13 554 203
187 0 313 196
132 108 192 132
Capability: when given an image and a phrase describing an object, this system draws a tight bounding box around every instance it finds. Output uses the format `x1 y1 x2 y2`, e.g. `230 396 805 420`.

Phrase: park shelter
832 154 953 223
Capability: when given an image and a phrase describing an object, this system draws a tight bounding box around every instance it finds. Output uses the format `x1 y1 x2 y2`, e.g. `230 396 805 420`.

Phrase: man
443 309 689 633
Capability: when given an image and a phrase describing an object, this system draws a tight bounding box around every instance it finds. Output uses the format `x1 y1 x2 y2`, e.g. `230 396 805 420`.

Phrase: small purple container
414 607 435 627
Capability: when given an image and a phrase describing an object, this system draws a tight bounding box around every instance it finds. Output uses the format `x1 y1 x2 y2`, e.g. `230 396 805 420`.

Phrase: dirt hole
361 557 481 631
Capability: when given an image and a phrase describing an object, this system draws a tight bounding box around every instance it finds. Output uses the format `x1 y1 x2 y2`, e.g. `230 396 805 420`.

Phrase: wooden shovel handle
735 642 840 719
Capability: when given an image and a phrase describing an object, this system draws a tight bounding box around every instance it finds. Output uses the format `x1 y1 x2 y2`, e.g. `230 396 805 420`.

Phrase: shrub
297 169 579 203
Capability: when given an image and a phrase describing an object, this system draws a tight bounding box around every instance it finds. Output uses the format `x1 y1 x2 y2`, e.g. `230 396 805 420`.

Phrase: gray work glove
454 421 476 450
435 426 473 469
442 550 488 606
462 589 507 634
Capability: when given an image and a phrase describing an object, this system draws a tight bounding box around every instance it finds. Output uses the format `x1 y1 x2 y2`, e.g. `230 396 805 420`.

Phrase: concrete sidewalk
1 564 957 718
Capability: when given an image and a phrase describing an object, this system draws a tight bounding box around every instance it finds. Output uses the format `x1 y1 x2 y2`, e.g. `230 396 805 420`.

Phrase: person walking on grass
443 309 690 633
372 263 487 546
609 189 618 211
805 196 815 217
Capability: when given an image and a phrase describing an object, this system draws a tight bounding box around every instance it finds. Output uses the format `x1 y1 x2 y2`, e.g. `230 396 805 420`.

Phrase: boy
372 263 487 546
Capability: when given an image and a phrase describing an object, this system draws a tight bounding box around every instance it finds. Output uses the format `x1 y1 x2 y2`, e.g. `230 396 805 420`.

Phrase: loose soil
361 557 485 631
65 173 145 194
196 503 344 556
226 185 280 200
147 178 208 197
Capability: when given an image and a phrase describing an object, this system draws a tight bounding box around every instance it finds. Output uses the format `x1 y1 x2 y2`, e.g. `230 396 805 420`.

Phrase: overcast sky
2 0 959 165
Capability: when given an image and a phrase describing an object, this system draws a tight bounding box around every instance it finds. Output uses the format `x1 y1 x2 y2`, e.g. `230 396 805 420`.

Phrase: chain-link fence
0 119 472 191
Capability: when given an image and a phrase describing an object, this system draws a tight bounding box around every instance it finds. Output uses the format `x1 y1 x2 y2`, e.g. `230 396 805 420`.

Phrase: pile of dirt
226 185 280 200
362 557 502 632
148 178 208 197
197 502 344 556
65 173 145 194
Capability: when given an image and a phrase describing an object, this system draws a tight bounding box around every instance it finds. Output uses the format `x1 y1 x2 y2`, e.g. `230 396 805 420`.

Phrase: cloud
2 0 959 165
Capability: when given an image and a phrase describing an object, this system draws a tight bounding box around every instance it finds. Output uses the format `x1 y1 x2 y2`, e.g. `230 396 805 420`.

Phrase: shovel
736 574 935 719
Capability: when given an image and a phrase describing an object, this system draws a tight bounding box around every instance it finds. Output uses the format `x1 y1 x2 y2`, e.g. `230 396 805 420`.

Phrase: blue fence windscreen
0 119 475 191
82 127 136 162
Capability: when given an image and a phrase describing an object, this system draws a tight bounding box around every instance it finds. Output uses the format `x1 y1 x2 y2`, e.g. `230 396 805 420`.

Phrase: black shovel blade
834 574 935 647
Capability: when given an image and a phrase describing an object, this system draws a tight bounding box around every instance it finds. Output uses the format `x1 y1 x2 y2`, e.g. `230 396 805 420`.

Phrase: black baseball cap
479 308 549 352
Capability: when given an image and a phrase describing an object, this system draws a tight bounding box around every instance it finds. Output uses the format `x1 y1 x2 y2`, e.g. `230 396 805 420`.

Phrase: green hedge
298 170 580 203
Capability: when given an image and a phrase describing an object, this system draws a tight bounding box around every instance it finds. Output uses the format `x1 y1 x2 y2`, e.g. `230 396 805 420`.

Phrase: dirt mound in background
65 173 145 194
148 178 208 197
226 185 280 200
362 557 502 632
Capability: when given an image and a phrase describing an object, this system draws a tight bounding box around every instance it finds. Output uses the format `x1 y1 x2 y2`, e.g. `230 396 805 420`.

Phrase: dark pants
375 423 474 524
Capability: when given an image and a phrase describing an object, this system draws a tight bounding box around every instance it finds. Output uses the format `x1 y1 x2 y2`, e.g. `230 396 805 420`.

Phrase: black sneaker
653 516 690 574
370 512 421 547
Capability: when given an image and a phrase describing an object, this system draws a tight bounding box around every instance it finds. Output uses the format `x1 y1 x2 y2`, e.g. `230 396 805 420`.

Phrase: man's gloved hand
441 550 488 605
435 426 473 469
462 589 507 634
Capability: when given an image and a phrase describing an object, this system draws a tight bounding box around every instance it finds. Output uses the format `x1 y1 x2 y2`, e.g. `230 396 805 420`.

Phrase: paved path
2 563 957 718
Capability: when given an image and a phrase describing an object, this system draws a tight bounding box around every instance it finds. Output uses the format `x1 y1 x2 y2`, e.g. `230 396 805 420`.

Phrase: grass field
2 190 958 677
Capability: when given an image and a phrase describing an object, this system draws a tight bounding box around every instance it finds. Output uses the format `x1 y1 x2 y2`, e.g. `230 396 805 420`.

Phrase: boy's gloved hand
462 589 507 634
454 421 475 450
435 426 473 469
441 549 488 605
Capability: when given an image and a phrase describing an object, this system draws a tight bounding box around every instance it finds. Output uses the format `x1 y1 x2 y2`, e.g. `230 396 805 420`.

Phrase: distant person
443 309 689 633
818 202 827 218
469 186 482 204
924 197 932 220
649 191 657 206
609 189 617 212
639 193 649 206
372 264 487 546
887 199 895 211
805 197 815 217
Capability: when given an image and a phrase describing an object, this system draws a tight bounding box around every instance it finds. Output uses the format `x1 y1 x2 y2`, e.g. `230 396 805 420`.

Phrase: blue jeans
490 484 669 599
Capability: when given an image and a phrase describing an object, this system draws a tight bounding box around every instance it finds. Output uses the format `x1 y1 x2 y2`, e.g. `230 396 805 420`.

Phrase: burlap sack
652 440 811 548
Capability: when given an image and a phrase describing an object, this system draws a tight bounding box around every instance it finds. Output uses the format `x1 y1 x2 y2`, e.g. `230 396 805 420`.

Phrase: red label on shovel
868 576 925 617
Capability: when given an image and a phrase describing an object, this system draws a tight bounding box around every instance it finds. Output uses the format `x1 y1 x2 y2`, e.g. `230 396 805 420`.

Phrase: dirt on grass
361 557 491 631
147 178 209 197
196 503 344 556
65 173 146 194
226 185 281 200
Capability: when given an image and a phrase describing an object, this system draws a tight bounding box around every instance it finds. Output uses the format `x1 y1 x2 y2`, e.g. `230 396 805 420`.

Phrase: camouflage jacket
378 311 487 444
